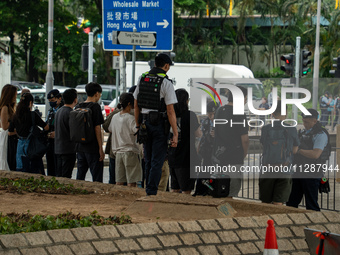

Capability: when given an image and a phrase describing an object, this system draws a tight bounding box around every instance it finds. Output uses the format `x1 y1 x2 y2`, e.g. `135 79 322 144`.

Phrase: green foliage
0 177 91 195
0 211 132 235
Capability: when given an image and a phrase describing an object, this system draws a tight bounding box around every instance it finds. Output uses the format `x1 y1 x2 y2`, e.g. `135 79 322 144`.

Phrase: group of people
320 91 340 130
198 87 331 211
0 53 334 211
0 83 104 180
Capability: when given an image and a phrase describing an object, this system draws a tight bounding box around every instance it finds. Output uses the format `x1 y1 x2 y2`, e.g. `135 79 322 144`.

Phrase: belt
142 112 167 119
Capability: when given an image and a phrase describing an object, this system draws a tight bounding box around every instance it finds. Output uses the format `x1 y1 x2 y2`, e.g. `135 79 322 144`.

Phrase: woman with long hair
9 92 49 174
0 84 17 170
168 88 202 194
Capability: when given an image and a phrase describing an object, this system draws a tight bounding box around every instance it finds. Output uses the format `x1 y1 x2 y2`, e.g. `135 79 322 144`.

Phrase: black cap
47 89 61 99
129 85 137 93
207 101 219 113
155 53 174 66
301 108 319 119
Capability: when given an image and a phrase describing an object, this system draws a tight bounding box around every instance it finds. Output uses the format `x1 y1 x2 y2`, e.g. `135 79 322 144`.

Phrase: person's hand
99 148 105 161
171 133 178 147
48 131 55 139
210 130 215 138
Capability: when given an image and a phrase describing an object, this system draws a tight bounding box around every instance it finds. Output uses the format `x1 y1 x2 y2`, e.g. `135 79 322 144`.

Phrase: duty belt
142 112 167 120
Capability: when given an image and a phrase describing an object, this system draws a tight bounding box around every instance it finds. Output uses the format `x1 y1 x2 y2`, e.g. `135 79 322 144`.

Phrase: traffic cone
263 219 279 255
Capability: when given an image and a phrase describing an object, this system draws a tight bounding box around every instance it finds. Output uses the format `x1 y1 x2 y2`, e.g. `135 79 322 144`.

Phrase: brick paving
0 211 339 254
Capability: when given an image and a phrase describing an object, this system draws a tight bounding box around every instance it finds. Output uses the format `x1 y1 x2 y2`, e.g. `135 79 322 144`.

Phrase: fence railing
238 139 339 211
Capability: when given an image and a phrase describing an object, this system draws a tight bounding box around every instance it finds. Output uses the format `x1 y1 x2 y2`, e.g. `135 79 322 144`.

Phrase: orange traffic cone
263 219 279 255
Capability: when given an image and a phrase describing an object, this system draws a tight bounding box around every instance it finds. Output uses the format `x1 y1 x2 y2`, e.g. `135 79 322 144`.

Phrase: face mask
49 101 57 108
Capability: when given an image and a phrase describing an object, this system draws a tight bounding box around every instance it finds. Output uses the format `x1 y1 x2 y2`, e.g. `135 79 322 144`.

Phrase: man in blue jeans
287 109 330 211
134 53 178 195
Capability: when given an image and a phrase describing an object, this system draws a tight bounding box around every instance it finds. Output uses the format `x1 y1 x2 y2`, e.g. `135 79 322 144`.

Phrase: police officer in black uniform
46 89 63 176
287 109 331 211
194 101 219 196
134 53 178 196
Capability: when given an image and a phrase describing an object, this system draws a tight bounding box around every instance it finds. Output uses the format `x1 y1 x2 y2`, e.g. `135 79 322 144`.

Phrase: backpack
25 112 49 159
261 126 293 165
69 102 95 144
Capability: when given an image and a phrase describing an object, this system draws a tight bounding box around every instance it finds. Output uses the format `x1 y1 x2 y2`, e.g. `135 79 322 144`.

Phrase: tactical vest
295 122 331 166
137 72 167 111
46 103 63 131
46 110 55 131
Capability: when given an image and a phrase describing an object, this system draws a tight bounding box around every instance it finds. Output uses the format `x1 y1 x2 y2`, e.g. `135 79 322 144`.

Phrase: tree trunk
104 51 114 84
62 53 66 86
28 45 38 82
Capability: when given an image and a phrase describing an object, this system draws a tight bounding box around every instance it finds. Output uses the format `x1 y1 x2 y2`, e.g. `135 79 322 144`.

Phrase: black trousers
45 139 57 176
7 135 18 171
56 153 76 178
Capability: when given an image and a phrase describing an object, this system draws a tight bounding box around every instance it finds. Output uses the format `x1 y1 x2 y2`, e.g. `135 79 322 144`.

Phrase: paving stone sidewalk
0 211 339 255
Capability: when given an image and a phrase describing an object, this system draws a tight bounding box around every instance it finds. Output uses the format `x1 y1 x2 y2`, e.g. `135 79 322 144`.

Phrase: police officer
134 53 178 196
46 89 63 176
194 101 219 196
287 109 331 211
320 91 330 127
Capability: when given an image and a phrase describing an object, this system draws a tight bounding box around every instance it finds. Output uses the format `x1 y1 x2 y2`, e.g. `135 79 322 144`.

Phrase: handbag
25 112 48 159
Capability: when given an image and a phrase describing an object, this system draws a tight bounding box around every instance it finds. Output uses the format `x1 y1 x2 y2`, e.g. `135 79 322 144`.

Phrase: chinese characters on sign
102 0 173 51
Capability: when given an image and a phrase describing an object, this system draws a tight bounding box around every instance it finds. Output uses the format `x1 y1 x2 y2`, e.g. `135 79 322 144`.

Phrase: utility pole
294 37 301 121
131 27 137 86
45 0 54 117
312 0 322 109
88 32 93 83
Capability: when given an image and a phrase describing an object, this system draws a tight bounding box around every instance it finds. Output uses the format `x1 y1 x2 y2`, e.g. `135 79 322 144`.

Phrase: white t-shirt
134 74 178 114
108 112 139 155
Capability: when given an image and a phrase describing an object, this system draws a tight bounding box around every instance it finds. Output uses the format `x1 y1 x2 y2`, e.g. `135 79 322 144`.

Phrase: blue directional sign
102 0 173 51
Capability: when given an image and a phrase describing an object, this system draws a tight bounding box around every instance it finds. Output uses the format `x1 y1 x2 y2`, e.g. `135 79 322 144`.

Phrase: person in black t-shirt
168 89 202 194
75 82 104 182
212 86 249 197
8 93 49 174
55 89 78 178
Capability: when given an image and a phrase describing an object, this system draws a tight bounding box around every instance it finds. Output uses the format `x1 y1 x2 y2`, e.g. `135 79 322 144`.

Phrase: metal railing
238 139 339 211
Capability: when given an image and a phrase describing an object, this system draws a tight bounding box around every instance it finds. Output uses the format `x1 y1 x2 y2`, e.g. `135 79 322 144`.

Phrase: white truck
126 61 264 113
0 42 11 95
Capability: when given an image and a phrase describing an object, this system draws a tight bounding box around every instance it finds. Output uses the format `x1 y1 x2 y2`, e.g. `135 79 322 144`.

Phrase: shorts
115 152 142 183
259 176 292 203
170 167 195 191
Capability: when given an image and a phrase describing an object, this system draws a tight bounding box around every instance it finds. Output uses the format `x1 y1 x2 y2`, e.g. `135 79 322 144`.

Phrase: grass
0 176 92 195
0 211 132 235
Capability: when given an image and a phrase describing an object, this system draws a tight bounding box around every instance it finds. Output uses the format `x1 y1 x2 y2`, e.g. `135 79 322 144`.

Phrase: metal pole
132 27 137 86
294 37 301 121
312 0 322 109
45 0 54 118
120 52 126 93
115 69 119 106
88 32 93 83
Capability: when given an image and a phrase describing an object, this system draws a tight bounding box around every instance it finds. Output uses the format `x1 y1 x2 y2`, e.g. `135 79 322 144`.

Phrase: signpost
102 0 173 51
112 31 156 46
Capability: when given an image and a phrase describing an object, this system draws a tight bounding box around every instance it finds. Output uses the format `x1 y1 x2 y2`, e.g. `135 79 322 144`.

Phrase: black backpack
261 126 293 165
25 112 49 159
69 102 95 144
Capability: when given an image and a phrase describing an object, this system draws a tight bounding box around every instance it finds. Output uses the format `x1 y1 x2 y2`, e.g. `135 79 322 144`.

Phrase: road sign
113 56 120 69
102 0 173 51
112 31 156 46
